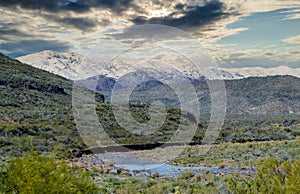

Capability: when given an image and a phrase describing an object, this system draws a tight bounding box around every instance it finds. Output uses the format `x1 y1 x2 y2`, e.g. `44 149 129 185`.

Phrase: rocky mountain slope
127 75 300 115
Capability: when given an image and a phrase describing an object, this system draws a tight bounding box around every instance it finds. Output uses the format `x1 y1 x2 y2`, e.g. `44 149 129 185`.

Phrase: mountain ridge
17 50 300 82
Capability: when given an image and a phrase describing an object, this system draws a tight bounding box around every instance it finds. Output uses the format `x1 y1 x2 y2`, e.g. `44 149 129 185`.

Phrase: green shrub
291 129 300 136
227 158 300 193
0 152 99 194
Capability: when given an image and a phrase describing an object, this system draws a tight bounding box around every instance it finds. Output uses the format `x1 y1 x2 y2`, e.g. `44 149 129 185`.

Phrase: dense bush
227 158 300 193
0 152 99 193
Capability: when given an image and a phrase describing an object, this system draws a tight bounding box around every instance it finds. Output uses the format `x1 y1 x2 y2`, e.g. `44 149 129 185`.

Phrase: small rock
253 150 262 157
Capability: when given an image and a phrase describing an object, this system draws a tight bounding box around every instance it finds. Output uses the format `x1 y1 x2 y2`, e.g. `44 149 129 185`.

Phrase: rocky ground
72 138 300 181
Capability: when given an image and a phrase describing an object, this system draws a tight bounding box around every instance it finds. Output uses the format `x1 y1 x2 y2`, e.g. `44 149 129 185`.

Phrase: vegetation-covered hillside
0 53 84 160
0 52 299 161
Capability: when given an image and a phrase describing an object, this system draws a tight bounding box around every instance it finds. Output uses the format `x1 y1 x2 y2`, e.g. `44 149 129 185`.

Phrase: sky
0 0 300 68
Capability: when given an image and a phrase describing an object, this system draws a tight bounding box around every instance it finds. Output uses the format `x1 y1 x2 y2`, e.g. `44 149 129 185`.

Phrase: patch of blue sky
217 8 300 50
101 28 120 34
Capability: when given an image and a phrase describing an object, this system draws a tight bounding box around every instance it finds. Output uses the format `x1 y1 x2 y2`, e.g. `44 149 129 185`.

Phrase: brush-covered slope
0 53 85 161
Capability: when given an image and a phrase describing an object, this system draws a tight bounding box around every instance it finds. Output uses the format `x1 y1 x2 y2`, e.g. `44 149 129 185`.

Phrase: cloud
0 0 139 14
61 1 91 13
132 0 230 29
212 44 300 68
0 40 70 58
0 24 32 41
54 17 99 31
0 0 94 13
0 0 234 36
61 0 140 14
0 0 60 12
111 24 189 41
87 0 139 13
282 35 300 44
0 0 300 68
0 0 133 32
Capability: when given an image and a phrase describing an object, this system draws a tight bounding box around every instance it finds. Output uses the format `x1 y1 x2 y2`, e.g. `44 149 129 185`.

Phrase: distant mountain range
14 51 300 115
14 50 300 116
225 66 300 79
17 50 300 83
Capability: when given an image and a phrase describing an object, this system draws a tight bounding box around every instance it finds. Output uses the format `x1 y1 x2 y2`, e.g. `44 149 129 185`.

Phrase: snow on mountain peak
16 50 300 82
225 66 300 78
17 50 215 81
17 50 105 80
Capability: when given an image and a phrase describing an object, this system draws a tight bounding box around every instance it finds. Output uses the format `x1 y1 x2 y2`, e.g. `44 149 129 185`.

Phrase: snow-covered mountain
225 66 300 79
16 50 109 80
17 50 300 83
16 50 242 82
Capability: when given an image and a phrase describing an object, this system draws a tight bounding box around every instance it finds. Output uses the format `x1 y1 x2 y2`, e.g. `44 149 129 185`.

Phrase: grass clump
0 151 99 194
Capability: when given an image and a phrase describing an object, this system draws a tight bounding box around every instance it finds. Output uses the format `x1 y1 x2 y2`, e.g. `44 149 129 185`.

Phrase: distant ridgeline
0 52 300 160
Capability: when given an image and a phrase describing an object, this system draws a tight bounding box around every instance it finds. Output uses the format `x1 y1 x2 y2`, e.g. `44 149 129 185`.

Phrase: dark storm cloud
39 12 107 31
0 0 138 13
0 0 89 12
0 0 229 33
87 0 138 13
60 0 140 13
0 0 60 12
132 0 228 29
61 1 91 12
0 0 137 31
0 40 70 58
56 17 98 31
175 3 186 10
56 17 111 31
